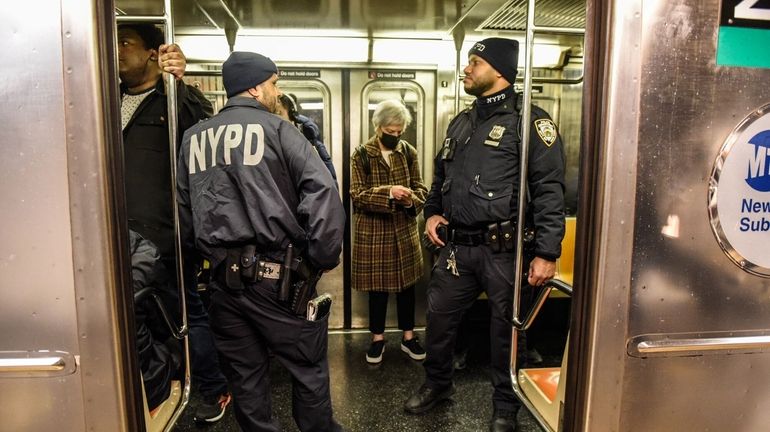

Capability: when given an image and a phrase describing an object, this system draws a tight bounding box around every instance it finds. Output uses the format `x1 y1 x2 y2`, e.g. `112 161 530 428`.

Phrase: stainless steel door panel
621 1 770 429
582 0 770 430
0 3 84 431
1 0 131 430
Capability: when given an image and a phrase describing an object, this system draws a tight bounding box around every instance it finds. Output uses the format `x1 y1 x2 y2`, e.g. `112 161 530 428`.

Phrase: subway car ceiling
115 0 586 66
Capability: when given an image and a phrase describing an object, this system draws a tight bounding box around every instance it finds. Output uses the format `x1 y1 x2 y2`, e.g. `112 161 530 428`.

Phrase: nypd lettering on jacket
485 93 506 104
188 124 266 173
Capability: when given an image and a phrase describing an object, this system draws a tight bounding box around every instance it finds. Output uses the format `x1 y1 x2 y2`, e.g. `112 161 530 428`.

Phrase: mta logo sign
710 106 770 275
746 130 770 192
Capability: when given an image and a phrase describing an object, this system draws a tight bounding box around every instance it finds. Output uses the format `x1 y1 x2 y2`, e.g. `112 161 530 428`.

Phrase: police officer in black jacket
404 38 566 432
177 51 345 432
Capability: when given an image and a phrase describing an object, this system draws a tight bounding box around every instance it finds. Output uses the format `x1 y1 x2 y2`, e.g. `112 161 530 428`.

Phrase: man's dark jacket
296 114 337 181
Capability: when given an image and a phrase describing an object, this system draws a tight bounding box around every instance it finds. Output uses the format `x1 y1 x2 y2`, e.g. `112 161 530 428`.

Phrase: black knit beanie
468 38 519 84
222 51 278 97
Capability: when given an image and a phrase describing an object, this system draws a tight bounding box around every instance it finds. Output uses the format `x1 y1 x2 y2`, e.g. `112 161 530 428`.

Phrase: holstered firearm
289 264 322 316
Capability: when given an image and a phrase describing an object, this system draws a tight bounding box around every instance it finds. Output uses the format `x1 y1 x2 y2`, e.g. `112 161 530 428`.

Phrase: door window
361 82 424 156
278 82 332 155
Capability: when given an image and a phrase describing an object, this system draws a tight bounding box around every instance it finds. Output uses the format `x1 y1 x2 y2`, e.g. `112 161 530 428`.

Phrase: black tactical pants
423 243 521 412
207 278 342 432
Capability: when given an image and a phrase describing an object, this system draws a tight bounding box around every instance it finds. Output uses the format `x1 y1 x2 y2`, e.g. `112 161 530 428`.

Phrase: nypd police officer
404 38 566 432
177 51 345 432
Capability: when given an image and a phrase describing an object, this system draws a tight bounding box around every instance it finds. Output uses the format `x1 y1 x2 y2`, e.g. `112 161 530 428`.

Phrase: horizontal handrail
629 333 770 358
134 286 154 305
547 278 573 296
115 15 166 23
152 293 188 340
533 26 585 36
0 351 76 377
0 356 65 373
513 278 572 330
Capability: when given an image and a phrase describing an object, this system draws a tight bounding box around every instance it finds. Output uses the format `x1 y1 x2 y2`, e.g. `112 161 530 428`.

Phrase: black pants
206 279 342 432
160 256 229 399
423 244 520 412
368 285 416 335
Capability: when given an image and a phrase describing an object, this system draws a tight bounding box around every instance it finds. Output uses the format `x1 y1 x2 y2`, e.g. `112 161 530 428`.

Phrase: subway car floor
175 330 547 432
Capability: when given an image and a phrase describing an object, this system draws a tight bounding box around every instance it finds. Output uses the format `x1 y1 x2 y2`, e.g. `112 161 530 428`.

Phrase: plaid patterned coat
351 136 428 292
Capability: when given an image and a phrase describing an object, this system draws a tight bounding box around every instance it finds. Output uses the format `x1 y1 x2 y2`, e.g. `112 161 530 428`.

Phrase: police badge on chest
484 125 505 147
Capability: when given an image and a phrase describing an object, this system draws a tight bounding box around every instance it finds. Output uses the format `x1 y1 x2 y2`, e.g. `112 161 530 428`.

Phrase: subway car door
346 69 436 329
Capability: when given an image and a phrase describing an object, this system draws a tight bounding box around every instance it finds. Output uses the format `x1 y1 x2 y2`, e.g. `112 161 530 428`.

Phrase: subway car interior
3 0 770 431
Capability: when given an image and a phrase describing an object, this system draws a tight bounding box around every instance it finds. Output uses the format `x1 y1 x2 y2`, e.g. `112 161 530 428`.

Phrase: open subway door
116 0 193 429
507 0 584 428
566 0 770 431
0 0 157 430
514 216 575 430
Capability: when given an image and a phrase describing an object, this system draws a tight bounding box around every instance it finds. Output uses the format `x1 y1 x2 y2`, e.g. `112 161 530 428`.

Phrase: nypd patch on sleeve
534 119 557 147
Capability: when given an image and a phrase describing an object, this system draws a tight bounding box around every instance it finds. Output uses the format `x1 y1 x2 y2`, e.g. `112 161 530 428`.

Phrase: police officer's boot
489 409 517 432
403 383 455 414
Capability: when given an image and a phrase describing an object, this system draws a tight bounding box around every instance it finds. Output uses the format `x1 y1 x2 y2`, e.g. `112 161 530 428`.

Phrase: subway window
363 84 423 153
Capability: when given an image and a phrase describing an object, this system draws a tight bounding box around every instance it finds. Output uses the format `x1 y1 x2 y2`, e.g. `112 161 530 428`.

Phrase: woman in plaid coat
351 99 429 364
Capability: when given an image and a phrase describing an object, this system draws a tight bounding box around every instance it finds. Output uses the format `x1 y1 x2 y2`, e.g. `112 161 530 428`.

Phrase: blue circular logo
745 130 770 192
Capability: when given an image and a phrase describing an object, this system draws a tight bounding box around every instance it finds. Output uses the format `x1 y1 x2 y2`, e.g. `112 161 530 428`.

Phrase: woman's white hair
371 99 412 129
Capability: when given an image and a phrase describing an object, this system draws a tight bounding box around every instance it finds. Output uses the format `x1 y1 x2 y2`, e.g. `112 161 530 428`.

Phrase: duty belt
448 219 521 252
218 245 286 292
217 259 282 283
230 257 282 281
449 228 486 246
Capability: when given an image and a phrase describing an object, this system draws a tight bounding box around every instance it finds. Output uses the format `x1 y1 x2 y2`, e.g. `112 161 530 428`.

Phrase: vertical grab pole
452 26 465 116
511 0 537 384
161 0 192 429
162 0 185 339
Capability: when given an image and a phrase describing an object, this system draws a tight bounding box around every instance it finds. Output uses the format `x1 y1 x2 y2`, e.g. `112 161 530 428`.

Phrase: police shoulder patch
534 119 557 147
